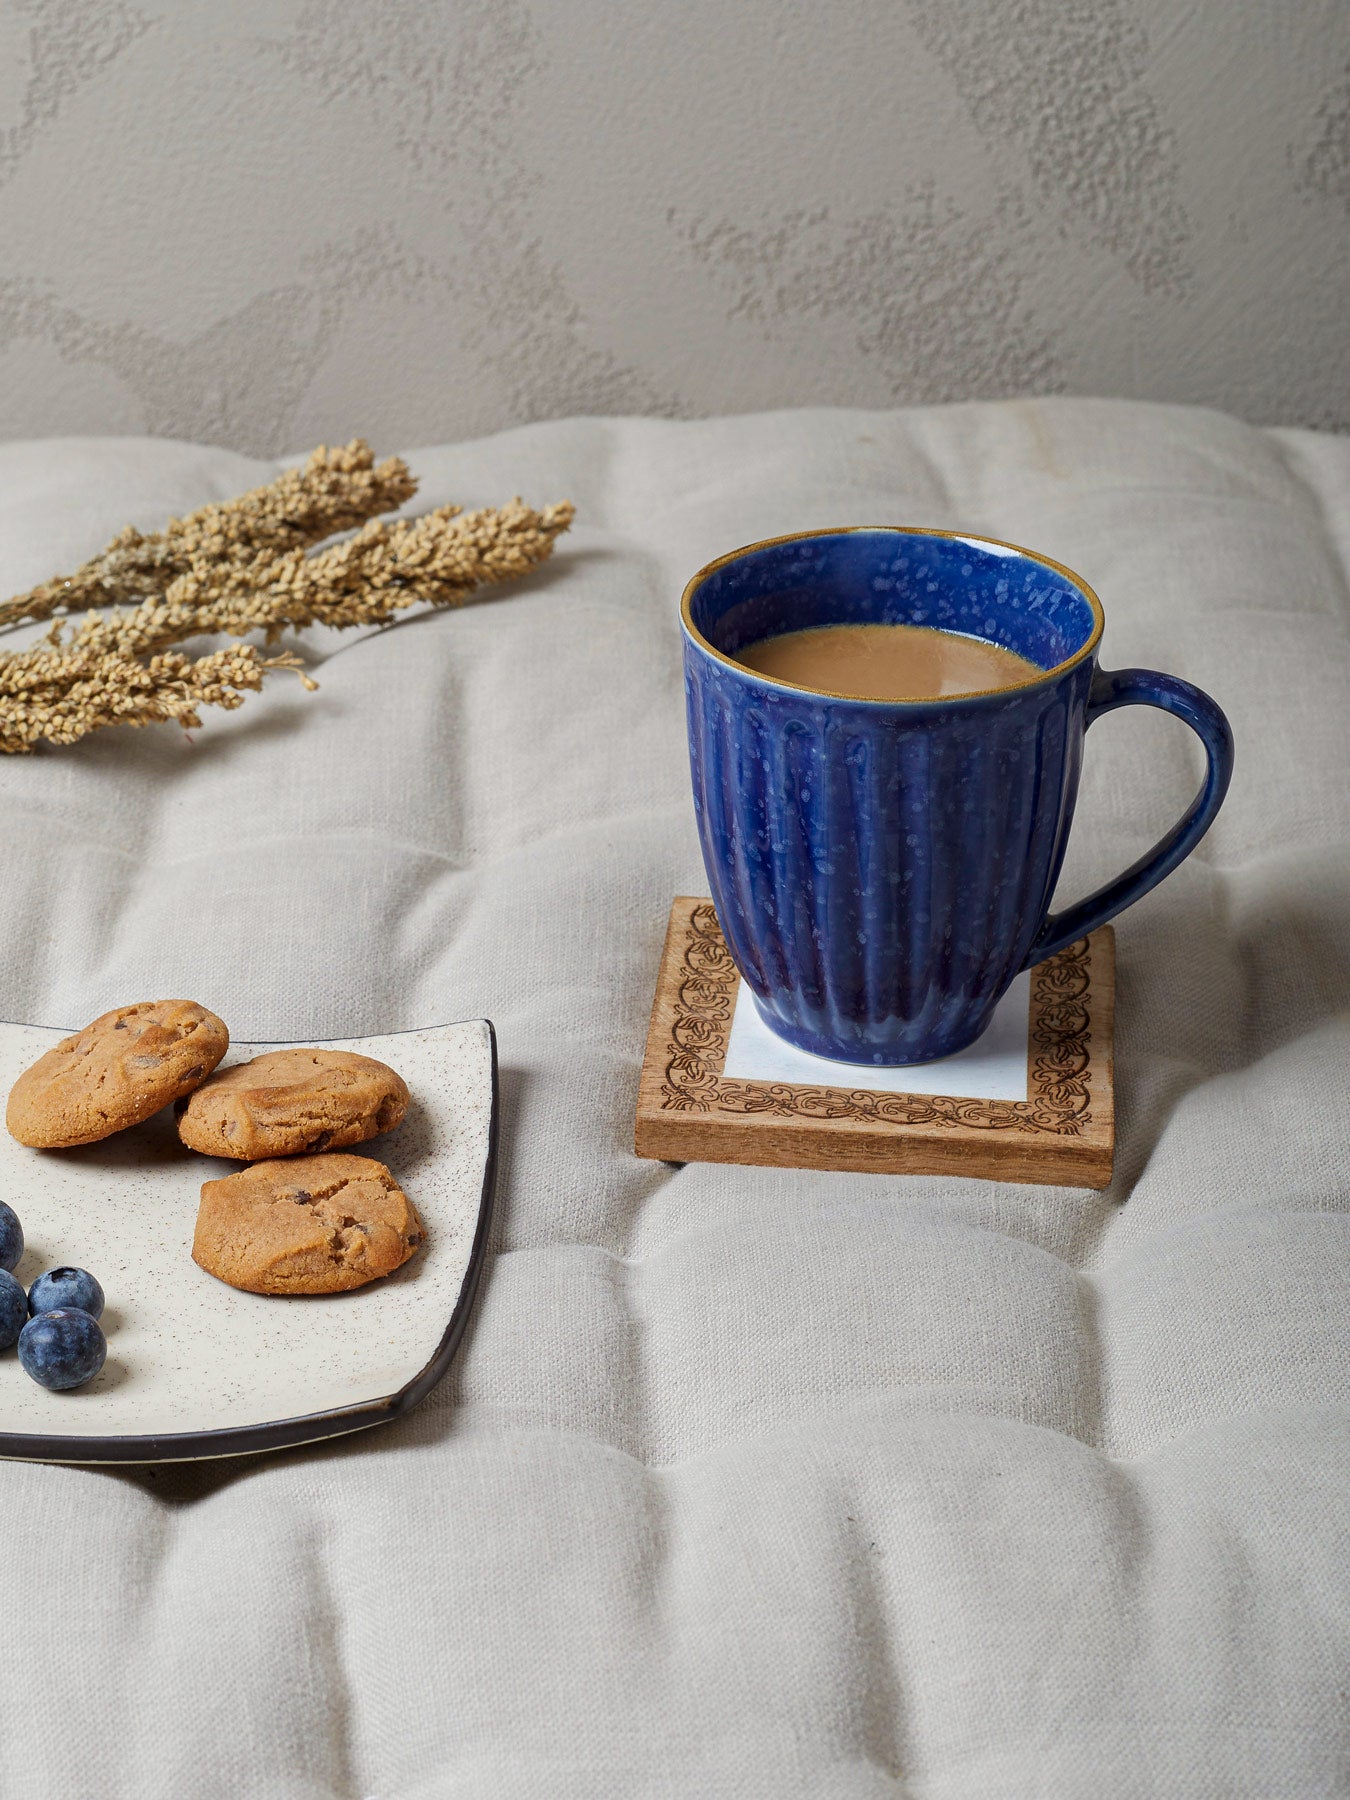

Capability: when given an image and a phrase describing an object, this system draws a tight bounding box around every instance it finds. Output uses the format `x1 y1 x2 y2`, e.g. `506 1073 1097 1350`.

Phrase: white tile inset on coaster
721 971 1031 1101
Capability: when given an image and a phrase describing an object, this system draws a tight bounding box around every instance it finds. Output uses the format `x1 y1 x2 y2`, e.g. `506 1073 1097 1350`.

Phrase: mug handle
1020 666 1234 969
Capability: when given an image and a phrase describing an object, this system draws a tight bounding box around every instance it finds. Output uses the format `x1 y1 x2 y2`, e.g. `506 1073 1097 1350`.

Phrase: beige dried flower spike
0 441 574 753
0 440 418 633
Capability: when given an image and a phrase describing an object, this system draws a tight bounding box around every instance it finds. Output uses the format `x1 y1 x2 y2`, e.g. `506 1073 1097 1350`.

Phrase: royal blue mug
682 527 1233 1065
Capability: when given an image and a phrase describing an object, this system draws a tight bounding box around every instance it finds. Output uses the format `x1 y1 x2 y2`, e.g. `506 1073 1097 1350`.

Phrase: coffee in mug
734 620 1042 701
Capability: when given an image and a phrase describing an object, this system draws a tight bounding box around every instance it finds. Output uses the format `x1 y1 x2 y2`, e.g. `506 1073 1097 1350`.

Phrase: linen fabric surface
0 399 1347 1798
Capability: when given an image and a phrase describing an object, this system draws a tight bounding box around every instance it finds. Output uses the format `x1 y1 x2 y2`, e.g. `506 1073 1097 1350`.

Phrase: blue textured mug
682 527 1233 1065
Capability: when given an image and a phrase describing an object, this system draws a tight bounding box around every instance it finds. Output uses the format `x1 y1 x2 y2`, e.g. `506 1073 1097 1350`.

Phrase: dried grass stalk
0 440 417 634
0 442 574 754
0 646 310 755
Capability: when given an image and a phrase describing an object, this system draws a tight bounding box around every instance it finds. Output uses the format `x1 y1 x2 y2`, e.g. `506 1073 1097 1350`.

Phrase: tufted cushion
0 399 1347 1796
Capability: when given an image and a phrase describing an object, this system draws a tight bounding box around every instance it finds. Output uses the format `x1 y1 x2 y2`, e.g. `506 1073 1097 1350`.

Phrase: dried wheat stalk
0 442 574 753
0 440 417 633
0 646 308 755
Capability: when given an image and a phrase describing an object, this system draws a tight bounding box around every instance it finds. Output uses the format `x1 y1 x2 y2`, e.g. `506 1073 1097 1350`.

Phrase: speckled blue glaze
683 528 1233 1065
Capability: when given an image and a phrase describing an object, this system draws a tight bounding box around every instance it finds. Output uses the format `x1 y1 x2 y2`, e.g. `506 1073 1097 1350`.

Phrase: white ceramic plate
0 1018 497 1464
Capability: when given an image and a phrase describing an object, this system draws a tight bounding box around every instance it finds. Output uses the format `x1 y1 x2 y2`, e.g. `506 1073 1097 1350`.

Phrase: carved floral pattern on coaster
661 902 1094 1135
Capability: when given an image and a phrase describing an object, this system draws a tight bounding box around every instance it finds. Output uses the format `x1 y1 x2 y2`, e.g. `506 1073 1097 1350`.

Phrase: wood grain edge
633 898 697 1157
1081 924 1116 1187
636 1107 1112 1186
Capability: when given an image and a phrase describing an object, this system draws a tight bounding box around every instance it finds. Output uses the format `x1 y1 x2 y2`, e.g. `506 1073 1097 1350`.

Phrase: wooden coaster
635 899 1115 1188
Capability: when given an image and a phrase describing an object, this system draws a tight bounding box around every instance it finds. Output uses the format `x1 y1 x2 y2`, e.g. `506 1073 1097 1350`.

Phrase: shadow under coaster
635 899 1115 1189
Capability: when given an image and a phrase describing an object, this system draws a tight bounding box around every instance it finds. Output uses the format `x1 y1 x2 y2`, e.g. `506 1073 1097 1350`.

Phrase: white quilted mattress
0 399 1347 1797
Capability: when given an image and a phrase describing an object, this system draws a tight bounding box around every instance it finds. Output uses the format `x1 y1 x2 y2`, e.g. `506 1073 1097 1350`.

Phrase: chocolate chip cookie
177 1048 409 1160
192 1153 426 1294
7 1000 229 1149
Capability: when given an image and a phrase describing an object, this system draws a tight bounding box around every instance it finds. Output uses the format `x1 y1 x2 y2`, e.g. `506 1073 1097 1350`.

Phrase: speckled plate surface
0 1018 497 1464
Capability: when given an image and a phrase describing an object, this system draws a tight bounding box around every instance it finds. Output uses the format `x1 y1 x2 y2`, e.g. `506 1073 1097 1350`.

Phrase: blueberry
27 1266 104 1321
0 1268 25 1350
18 1308 107 1391
0 1201 22 1273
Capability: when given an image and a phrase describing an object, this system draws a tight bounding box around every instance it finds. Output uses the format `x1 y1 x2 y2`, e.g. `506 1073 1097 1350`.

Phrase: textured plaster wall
0 0 1345 455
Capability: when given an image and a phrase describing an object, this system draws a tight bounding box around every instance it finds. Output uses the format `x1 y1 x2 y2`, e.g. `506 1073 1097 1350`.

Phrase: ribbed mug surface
682 528 1100 1065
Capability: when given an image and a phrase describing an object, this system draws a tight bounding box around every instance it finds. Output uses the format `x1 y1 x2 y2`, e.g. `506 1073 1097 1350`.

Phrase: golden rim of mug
680 526 1106 704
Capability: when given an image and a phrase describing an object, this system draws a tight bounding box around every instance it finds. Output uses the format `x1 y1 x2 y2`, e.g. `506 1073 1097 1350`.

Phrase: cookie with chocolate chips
176 1048 409 1160
6 1000 229 1148
192 1153 426 1294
